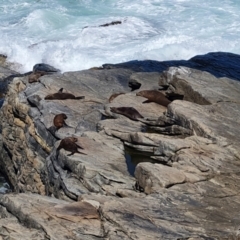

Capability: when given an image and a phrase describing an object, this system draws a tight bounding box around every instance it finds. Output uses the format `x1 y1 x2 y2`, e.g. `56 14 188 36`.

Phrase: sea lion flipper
77 150 87 155
58 88 64 93
63 123 71 128
67 152 74 156
75 96 85 100
75 143 84 149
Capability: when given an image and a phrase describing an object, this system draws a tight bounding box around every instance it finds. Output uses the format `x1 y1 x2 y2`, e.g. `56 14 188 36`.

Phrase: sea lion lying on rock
45 88 85 100
136 90 171 107
110 107 144 121
57 137 86 156
53 113 70 130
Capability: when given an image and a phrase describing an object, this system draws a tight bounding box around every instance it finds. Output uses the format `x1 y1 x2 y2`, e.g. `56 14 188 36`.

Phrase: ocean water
0 0 239 73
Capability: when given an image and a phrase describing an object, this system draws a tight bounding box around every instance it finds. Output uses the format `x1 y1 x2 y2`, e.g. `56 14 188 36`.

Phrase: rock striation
0 52 240 239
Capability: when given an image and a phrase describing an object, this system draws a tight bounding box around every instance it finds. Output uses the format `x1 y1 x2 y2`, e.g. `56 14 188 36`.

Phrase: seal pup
53 113 70 130
108 92 125 103
110 107 143 121
45 88 85 100
57 137 87 156
136 90 171 107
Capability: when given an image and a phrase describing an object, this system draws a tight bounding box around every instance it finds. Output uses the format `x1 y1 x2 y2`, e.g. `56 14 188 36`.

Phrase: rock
135 162 186 193
0 193 102 240
33 63 60 73
129 72 163 90
159 66 240 104
80 190 239 239
0 53 240 239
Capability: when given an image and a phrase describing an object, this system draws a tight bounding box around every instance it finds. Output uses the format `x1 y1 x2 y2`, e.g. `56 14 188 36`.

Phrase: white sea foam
0 0 240 73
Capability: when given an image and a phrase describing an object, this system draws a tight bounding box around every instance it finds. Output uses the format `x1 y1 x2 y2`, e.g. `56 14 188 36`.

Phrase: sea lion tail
75 96 85 100
77 149 87 155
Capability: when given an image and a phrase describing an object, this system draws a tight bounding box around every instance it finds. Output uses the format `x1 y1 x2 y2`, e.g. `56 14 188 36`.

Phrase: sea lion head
136 91 147 97
67 137 78 143
108 92 125 103
60 113 67 120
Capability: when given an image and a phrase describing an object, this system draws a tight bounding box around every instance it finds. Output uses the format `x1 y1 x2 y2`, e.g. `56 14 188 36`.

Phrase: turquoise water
0 0 240 73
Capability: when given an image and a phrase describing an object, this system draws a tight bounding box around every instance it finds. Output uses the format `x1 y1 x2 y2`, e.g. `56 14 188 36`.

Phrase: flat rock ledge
0 53 240 239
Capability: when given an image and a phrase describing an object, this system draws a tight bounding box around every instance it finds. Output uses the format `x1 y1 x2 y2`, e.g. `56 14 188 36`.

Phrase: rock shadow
103 52 240 82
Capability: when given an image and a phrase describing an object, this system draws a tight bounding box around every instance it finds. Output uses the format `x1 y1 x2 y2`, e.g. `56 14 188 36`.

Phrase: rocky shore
0 52 240 239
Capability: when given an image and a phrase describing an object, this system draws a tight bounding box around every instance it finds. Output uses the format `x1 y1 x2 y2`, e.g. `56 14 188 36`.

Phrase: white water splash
0 0 240 73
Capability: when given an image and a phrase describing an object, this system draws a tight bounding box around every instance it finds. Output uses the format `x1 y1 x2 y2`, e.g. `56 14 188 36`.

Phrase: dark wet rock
0 98 4 108
33 63 60 73
103 51 240 81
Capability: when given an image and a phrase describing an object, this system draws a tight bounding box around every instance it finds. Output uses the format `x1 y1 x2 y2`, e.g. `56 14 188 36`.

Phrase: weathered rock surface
0 52 240 239
0 193 102 240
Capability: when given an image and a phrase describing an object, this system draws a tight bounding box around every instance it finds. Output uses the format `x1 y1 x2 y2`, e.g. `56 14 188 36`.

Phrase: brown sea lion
57 137 86 156
45 88 85 100
53 113 69 130
110 107 144 121
28 71 47 83
136 90 171 107
108 92 125 103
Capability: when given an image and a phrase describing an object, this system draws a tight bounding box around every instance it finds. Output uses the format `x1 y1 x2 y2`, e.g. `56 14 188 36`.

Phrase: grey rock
0 55 240 239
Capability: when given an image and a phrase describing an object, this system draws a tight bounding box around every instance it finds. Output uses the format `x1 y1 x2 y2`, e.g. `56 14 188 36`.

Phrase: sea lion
110 107 143 121
28 71 47 83
108 92 125 103
53 113 69 130
57 137 86 156
45 88 85 100
136 90 171 107
99 21 122 27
